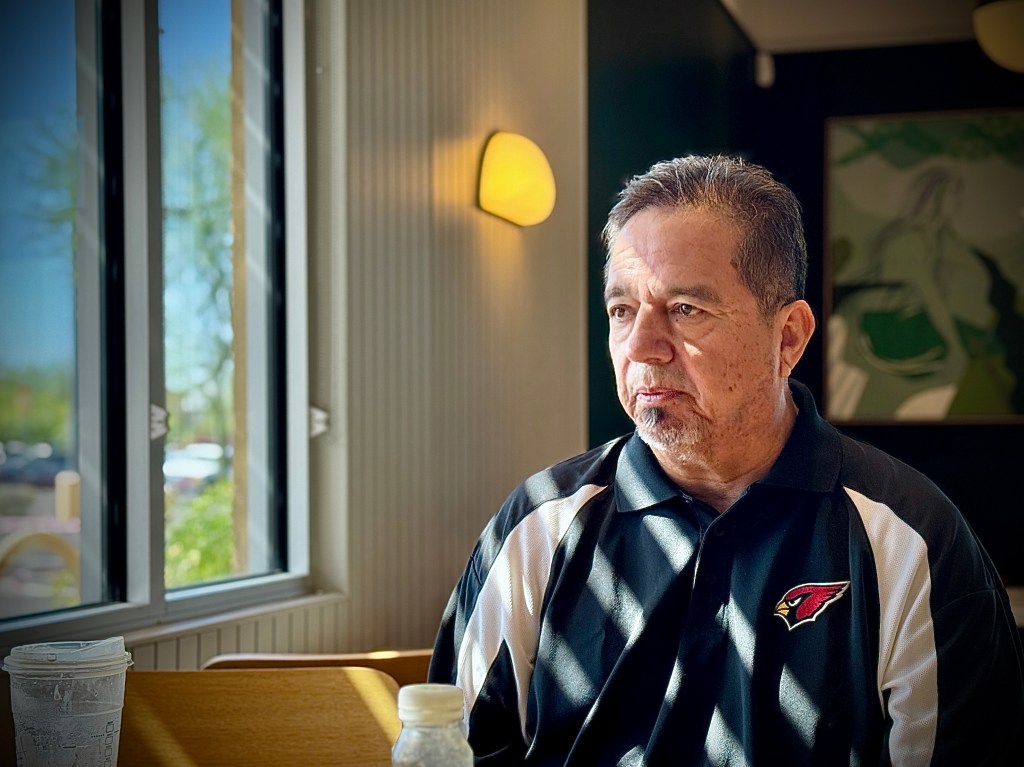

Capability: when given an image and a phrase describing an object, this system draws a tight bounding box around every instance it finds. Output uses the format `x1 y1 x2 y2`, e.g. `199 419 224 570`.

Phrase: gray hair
601 155 808 317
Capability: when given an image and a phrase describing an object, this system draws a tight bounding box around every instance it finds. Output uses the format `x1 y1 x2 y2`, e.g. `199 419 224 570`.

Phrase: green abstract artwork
825 110 1024 423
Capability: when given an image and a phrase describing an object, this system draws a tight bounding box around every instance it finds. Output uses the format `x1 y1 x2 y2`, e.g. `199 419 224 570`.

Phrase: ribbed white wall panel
124 593 344 669
308 0 587 652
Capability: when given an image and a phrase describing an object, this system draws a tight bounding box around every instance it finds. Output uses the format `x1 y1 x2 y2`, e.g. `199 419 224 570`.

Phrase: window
0 0 82 620
0 0 308 644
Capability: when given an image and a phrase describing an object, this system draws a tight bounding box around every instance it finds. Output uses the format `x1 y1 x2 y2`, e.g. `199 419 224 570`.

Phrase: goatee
634 404 710 457
639 406 665 429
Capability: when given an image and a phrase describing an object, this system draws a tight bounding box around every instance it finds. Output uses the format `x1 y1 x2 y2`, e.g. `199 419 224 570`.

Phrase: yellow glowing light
478 131 556 226
974 0 1024 73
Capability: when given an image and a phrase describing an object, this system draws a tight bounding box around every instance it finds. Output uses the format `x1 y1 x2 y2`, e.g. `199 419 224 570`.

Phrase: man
428 155 1024 765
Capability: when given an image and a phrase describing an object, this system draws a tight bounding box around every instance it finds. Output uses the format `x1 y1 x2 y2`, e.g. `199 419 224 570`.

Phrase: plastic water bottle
392 683 473 766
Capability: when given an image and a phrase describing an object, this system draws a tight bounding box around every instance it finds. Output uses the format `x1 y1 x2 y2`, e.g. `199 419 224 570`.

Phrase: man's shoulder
836 431 957 514
465 436 630 579
834 430 975 556
834 430 1009 618
492 435 629 529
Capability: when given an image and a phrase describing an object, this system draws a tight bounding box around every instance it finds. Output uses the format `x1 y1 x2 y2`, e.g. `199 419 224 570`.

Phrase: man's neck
654 395 798 514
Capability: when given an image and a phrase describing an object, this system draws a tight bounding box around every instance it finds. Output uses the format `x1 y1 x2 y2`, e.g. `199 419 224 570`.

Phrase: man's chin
633 407 709 454
635 421 701 453
637 426 682 452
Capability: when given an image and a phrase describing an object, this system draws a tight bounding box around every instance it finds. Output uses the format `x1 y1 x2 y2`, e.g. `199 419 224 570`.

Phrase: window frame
0 0 310 649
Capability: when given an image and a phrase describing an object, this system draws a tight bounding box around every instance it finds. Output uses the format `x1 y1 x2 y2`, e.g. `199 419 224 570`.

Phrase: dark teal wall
587 9 1024 581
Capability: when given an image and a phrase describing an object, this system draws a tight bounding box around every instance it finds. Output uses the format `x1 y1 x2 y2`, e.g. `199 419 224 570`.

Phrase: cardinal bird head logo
774 581 850 631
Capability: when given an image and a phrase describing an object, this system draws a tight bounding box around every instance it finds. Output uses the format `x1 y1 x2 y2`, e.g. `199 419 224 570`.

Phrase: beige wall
306 0 588 651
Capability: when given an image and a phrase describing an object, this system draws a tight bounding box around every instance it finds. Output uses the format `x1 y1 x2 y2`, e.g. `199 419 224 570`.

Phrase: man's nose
626 307 673 364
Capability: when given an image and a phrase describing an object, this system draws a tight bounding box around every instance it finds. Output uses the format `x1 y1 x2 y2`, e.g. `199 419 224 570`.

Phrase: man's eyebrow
666 284 722 304
604 283 722 304
603 285 628 302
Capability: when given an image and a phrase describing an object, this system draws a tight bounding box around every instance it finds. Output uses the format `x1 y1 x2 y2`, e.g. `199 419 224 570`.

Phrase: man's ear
777 299 816 378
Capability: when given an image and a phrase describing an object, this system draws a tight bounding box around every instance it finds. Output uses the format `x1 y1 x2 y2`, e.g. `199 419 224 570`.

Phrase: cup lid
2 636 133 676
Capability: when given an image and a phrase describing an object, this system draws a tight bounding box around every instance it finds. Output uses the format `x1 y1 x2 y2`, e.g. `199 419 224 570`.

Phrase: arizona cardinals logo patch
774 581 850 631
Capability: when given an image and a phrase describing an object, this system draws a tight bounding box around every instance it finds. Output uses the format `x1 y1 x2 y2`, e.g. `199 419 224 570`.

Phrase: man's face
605 207 787 464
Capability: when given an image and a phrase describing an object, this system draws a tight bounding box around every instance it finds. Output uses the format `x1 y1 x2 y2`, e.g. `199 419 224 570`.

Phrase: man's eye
672 303 701 317
608 305 631 320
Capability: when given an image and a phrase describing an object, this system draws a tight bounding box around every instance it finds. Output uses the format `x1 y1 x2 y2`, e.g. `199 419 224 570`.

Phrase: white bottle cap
397 683 466 725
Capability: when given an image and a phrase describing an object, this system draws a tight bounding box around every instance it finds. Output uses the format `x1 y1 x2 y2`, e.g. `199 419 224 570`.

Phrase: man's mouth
634 388 680 406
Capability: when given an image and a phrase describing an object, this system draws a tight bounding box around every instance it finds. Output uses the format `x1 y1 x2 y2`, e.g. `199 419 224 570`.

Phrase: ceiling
719 0 979 54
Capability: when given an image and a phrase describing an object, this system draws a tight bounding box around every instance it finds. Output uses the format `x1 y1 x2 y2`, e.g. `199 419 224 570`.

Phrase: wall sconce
478 131 556 226
974 0 1024 73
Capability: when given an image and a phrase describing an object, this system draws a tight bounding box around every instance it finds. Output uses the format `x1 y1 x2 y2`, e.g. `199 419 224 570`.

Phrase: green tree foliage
165 478 234 588
0 367 71 445
162 61 234 449
161 60 238 588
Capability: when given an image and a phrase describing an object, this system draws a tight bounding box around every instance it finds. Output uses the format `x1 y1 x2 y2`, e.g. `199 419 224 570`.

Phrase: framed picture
824 109 1024 424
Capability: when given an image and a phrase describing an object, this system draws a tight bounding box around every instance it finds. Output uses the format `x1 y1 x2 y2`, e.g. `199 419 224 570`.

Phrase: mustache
627 370 689 393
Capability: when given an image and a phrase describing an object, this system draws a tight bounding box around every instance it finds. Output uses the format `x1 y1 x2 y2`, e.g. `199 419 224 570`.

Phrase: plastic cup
3 637 133 767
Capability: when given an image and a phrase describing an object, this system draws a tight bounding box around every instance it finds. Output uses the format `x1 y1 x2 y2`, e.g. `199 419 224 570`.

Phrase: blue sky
0 0 228 370
0 0 76 368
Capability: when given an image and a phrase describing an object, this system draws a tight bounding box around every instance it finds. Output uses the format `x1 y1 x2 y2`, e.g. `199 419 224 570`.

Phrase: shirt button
713 525 726 537
706 573 718 585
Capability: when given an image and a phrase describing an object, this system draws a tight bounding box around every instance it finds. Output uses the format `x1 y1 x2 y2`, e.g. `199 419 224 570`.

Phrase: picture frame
823 108 1024 424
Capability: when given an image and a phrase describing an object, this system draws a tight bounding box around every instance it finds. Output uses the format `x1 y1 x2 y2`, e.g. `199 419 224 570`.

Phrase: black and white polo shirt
429 382 1024 766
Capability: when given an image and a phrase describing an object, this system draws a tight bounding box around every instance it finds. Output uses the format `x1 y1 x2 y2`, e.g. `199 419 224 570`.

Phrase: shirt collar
612 380 840 511
758 380 841 494
614 432 686 512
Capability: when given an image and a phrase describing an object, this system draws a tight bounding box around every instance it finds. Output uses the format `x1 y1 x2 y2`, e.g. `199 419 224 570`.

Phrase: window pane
160 0 280 589
0 0 97 620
